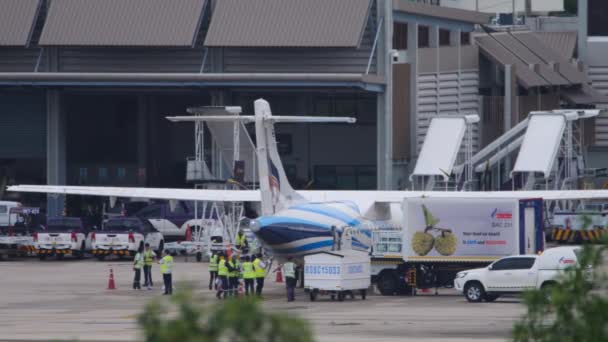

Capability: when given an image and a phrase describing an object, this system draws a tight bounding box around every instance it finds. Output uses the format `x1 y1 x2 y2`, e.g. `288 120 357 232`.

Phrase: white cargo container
304 250 371 301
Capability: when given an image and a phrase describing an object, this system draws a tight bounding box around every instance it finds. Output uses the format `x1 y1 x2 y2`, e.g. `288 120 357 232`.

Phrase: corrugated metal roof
492 33 570 86
512 32 586 85
535 31 577 60
204 0 371 47
39 0 206 46
476 35 547 88
0 0 41 46
393 0 491 25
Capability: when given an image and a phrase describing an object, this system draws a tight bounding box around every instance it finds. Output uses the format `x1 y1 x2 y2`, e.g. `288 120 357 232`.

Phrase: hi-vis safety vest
253 258 266 278
236 234 246 247
218 259 228 276
242 262 255 279
133 253 144 269
228 260 238 277
160 255 174 274
283 262 296 279
144 250 155 266
209 255 218 272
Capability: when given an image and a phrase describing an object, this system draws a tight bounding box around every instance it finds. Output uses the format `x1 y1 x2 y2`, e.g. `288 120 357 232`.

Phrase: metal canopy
39 0 206 47
0 0 41 46
204 0 371 47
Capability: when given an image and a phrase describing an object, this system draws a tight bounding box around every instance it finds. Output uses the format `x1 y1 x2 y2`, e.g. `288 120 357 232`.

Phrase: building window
418 26 430 48
78 168 88 183
117 167 126 181
461 32 471 45
393 22 408 50
314 165 376 190
439 29 450 46
98 167 108 182
588 0 608 36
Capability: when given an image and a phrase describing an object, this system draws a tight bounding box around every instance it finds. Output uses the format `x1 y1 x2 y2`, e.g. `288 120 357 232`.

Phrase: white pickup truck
91 217 163 260
455 246 582 302
34 217 88 259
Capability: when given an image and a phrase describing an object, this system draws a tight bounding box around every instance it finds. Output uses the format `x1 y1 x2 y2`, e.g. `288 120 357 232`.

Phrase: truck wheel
485 294 499 302
77 242 86 259
377 271 398 296
337 291 345 302
310 290 318 302
330 294 336 301
38 254 46 261
360 290 367 300
196 252 202 262
464 282 485 303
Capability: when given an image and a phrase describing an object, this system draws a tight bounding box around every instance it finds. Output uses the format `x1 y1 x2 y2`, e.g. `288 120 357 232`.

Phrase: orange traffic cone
185 225 192 241
107 268 116 290
275 266 284 283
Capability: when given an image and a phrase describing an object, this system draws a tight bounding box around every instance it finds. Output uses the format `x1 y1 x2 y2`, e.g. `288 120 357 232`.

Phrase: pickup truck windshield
46 218 81 232
104 220 141 232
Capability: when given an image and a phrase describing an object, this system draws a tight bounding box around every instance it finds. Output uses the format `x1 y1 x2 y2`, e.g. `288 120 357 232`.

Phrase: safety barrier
550 227 606 243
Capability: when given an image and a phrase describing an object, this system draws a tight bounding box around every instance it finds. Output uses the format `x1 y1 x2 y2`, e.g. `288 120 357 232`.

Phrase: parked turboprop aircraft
9 99 608 257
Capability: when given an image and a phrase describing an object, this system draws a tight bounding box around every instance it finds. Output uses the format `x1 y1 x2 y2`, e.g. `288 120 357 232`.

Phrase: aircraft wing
7 185 261 202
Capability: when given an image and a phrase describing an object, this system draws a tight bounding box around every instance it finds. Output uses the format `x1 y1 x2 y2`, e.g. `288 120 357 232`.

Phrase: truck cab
34 217 88 259
91 217 163 260
455 246 582 302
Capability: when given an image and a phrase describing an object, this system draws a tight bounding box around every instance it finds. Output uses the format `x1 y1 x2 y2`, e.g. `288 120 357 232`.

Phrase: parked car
454 246 584 302
90 217 163 260
34 217 88 260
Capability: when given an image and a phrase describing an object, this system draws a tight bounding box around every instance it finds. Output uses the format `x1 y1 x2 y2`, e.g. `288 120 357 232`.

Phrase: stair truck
371 197 545 295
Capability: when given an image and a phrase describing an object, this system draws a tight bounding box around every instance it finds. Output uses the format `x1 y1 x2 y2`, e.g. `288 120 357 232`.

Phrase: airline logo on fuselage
491 208 512 219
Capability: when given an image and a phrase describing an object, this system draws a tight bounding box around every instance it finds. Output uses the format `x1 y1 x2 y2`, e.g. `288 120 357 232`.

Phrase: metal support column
407 21 419 161
46 89 66 217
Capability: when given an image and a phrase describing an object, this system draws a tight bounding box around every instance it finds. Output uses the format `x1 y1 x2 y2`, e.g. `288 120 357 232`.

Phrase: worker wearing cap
208 251 219 290
143 243 156 290
132 245 144 290
217 254 228 299
159 249 174 295
253 253 266 296
283 257 297 302
241 255 255 296
235 230 249 254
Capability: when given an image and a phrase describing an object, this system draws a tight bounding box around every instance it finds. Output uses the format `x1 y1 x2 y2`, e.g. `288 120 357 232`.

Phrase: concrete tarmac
0 258 526 341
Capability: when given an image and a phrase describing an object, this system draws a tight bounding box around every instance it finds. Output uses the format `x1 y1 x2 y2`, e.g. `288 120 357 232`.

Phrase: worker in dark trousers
143 243 156 290
283 257 297 302
227 254 239 297
208 251 219 290
132 246 144 290
253 253 266 296
159 249 174 295
241 255 255 296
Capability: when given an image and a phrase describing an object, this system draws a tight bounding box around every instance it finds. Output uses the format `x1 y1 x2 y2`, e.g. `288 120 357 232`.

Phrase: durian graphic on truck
410 204 458 256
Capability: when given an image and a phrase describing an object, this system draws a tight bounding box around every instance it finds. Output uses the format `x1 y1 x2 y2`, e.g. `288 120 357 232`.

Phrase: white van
454 246 582 302
0 201 21 228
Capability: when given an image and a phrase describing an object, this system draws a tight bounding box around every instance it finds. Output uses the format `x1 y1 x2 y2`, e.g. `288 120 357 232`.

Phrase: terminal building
0 0 606 216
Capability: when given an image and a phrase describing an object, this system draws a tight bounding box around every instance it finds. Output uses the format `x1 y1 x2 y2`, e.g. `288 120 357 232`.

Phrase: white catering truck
371 197 545 295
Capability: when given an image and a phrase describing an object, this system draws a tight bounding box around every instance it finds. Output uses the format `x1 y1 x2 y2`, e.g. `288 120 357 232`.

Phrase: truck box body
304 250 371 291
401 198 544 263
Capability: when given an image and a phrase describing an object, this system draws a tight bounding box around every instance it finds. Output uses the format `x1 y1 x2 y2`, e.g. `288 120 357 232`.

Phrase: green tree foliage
513 237 608 342
564 0 577 15
138 289 314 342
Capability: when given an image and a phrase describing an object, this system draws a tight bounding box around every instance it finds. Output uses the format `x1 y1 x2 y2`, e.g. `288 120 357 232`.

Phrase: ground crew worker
235 230 249 254
208 251 219 290
241 255 255 296
217 254 228 299
227 255 239 297
132 246 144 290
143 243 156 289
159 249 174 295
283 257 297 302
253 253 266 296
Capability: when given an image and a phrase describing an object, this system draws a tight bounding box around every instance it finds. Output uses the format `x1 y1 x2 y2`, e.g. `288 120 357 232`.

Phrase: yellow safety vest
133 253 144 269
144 250 155 266
253 258 266 278
218 259 228 276
283 262 296 278
209 255 218 272
236 234 246 247
242 262 255 279
228 260 238 278
159 255 173 274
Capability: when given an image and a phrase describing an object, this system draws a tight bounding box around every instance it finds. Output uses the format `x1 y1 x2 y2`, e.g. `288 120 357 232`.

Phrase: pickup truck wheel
485 294 499 302
377 271 398 296
541 281 556 300
337 291 345 302
310 290 318 302
360 290 367 300
38 255 46 261
464 282 485 303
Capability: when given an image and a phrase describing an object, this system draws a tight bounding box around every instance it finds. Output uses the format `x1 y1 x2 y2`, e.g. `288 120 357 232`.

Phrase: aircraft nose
249 219 261 233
